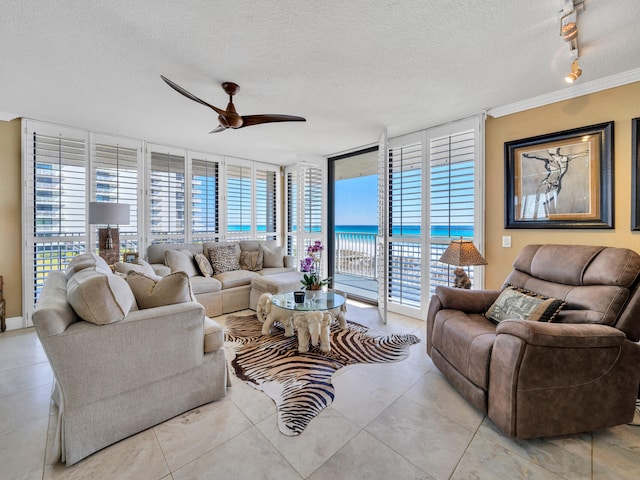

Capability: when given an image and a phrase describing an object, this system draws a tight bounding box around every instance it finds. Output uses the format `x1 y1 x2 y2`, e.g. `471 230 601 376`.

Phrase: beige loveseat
33 253 227 466
145 240 297 316
427 244 640 439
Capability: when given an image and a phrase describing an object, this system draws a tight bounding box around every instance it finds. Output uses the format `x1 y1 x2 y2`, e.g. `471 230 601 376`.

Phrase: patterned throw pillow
194 253 214 277
485 286 565 324
209 245 241 274
239 250 264 271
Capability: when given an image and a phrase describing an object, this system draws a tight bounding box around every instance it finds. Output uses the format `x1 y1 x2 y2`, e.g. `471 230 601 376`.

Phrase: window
386 137 423 309
255 167 278 241
148 147 186 244
191 155 220 243
428 119 482 295
226 162 253 241
24 122 88 321
92 137 141 253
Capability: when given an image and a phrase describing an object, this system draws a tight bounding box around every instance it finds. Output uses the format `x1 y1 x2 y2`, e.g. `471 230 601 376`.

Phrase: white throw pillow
164 249 199 277
259 244 284 268
67 269 136 325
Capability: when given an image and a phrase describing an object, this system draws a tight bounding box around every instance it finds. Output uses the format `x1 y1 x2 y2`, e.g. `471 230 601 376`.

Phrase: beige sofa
33 253 227 466
145 240 297 316
427 244 640 439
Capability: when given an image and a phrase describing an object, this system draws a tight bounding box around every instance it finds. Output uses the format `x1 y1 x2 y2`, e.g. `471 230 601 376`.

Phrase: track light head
565 59 582 83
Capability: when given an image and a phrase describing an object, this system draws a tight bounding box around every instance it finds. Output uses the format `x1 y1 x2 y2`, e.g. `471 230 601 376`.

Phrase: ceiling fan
160 75 306 133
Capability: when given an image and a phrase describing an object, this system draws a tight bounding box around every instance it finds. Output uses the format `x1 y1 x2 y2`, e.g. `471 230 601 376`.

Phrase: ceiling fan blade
161 75 226 116
209 125 227 134
240 114 306 128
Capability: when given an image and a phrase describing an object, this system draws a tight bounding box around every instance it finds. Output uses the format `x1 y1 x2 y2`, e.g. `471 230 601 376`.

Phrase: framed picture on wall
631 118 640 230
504 121 614 229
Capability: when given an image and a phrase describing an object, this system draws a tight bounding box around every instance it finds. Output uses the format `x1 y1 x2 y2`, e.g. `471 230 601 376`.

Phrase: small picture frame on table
123 252 139 263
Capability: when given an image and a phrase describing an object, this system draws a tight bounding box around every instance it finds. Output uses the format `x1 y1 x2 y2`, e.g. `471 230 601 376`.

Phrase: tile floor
1 302 639 479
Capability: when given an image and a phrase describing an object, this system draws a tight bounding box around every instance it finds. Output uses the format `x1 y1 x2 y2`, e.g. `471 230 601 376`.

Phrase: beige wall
2 82 640 316
485 81 640 289
0 119 22 318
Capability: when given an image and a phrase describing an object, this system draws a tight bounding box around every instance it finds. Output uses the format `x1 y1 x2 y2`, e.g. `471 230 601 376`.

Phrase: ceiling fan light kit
161 75 305 133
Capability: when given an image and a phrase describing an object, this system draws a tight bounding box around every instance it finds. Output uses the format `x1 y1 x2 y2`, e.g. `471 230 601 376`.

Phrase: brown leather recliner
426 244 640 439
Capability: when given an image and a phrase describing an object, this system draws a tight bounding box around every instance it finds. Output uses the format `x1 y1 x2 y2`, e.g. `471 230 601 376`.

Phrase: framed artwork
123 251 139 263
505 121 614 229
632 118 640 230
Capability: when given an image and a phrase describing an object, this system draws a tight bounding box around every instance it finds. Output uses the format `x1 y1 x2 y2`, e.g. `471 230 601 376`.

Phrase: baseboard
3 316 25 331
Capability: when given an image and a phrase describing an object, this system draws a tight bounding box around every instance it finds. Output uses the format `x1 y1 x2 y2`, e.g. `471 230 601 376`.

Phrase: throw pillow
194 253 214 277
65 252 112 279
239 250 264 271
125 271 194 309
113 259 157 277
259 244 284 268
485 286 565 324
164 249 199 277
67 269 137 324
209 245 241 274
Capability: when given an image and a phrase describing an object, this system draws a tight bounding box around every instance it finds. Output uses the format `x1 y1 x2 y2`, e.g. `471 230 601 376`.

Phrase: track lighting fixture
564 59 582 83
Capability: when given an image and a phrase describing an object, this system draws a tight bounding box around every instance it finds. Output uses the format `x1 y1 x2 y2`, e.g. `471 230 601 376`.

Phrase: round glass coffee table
266 291 347 353
270 290 346 312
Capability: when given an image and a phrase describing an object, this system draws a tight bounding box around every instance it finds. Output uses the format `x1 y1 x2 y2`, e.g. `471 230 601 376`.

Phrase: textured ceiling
1 1 640 164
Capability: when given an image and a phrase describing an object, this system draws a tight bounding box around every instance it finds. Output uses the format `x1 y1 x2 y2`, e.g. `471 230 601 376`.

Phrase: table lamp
89 202 130 265
438 237 487 288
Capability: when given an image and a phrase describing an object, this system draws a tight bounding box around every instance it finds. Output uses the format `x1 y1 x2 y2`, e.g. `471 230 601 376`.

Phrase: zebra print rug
224 312 420 436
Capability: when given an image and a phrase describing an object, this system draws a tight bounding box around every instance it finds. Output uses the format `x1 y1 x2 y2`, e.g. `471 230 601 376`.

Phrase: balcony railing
334 231 377 279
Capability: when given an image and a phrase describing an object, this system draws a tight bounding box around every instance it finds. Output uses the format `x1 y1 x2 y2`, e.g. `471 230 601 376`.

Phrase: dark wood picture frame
505 121 614 229
631 118 640 230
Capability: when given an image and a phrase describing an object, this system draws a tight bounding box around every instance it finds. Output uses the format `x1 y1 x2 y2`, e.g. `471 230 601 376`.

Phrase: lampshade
88 202 130 225
438 239 487 267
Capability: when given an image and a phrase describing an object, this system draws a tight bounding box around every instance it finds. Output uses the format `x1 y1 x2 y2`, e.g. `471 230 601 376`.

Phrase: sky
334 174 378 225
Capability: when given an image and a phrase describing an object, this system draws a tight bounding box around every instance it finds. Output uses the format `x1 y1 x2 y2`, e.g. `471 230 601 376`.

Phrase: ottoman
249 271 304 310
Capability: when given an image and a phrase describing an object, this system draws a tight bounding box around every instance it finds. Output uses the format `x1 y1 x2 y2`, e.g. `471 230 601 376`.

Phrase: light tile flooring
1 302 640 479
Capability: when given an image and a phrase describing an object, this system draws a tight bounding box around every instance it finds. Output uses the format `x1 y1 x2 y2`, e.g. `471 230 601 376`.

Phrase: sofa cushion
113 259 158 278
209 244 241 274
203 317 224 353
67 269 137 325
165 249 199 277
240 250 264 271
431 310 496 389
213 269 259 289
126 271 194 309
194 253 214 277
190 276 222 295
65 253 112 279
485 286 564 324
259 244 284 268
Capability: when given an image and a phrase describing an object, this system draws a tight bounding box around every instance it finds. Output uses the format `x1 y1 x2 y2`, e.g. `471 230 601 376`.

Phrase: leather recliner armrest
496 319 625 349
434 285 500 314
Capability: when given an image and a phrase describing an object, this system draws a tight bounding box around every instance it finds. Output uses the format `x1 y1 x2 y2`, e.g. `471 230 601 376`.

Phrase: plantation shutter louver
191 157 219 242
386 140 422 309
286 169 298 257
149 150 186 244
428 120 481 294
26 125 88 317
226 163 253 240
255 167 278 240
93 141 140 252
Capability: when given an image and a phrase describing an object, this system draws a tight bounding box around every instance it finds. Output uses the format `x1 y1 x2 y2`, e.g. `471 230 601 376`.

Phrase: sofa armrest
434 286 500 313
283 255 296 268
496 319 625 348
43 302 206 408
